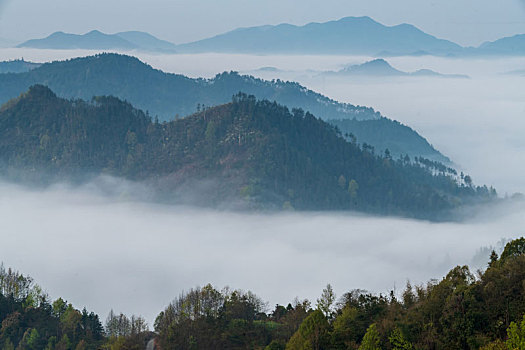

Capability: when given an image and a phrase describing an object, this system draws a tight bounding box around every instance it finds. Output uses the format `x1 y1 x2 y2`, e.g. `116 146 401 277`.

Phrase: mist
0 49 524 325
0 178 524 325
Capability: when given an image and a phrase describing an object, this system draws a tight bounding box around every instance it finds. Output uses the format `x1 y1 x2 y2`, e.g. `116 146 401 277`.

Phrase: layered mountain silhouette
0 53 449 163
328 59 468 78
175 16 463 56
15 17 525 56
475 34 525 56
0 85 493 219
18 30 177 52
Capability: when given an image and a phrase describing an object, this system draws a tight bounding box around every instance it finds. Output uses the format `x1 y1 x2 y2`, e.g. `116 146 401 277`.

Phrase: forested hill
0 53 377 121
0 85 494 219
0 53 449 162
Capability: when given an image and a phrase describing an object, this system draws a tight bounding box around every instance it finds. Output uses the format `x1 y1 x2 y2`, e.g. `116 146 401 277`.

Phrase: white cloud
0 179 523 324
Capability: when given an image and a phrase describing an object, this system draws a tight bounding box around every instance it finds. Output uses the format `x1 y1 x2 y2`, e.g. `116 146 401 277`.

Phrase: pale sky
1 0 525 46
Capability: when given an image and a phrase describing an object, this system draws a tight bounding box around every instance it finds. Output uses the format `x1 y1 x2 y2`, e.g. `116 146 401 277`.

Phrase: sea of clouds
0 48 524 325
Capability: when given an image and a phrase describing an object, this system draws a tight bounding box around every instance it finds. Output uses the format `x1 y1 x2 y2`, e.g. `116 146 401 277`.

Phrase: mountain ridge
0 53 451 163
175 16 463 56
0 53 450 163
18 30 177 52
0 85 494 219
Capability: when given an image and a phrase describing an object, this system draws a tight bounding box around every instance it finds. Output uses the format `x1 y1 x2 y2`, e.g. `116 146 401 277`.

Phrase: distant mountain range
14 17 525 56
0 53 449 163
175 17 463 56
327 59 469 78
475 34 525 56
0 85 492 219
18 30 177 52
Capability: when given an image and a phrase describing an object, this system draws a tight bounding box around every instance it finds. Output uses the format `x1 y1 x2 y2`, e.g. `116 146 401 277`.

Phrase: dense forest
1 237 524 349
0 85 494 219
0 54 447 161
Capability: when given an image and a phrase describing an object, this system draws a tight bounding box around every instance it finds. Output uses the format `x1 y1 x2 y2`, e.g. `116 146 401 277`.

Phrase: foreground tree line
1 237 524 349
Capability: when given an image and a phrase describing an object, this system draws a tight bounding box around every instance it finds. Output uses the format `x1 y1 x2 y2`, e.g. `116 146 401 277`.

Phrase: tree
500 238 525 262
348 180 359 202
506 315 525 350
359 324 381 350
316 284 336 319
389 327 413 350
338 175 346 189
286 310 329 350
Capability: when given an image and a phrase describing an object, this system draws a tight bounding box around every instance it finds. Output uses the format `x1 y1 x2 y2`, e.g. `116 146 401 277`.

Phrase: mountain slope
0 53 449 162
477 34 525 55
331 118 451 163
339 59 407 76
0 53 378 121
115 31 177 52
0 86 493 219
0 59 41 73
330 59 468 79
176 16 463 56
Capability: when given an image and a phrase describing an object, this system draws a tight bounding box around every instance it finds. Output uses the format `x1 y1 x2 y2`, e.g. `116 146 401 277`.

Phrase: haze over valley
1 2 525 349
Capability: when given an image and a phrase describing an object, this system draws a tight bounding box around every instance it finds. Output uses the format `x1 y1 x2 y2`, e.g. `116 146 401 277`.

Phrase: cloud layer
1 179 523 324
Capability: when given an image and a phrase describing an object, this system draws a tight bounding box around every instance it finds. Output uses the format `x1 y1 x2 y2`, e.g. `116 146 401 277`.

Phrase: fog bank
0 179 523 324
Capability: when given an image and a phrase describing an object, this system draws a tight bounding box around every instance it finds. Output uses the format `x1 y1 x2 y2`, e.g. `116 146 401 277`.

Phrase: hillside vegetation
1 237 524 349
0 53 450 162
0 85 494 219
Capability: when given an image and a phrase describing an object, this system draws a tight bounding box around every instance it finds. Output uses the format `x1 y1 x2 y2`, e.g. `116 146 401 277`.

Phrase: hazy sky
1 0 525 45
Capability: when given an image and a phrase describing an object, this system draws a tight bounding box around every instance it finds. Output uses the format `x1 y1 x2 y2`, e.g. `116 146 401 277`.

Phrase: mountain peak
86 30 104 35
26 84 57 99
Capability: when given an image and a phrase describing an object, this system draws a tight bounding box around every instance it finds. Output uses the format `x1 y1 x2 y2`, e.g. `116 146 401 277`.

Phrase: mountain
176 16 463 56
338 59 406 76
330 118 451 163
115 31 177 52
17 30 177 52
476 34 525 55
0 53 379 122
18 30 137 50
0 85 493 219
0 59 41 74
0 53 450 162
329 59 468 79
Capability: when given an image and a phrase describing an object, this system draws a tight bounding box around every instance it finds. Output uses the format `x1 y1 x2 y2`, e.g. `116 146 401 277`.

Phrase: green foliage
388 328 413 350
316 284 336 319
3 236 525 350
506 315 525 350
286 310 330 350
500 238 525 263
359 324 381 350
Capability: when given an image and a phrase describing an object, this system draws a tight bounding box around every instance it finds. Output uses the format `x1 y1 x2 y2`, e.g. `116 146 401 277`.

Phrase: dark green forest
0 54 446 162
1 237 525 349
0 85 494 219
